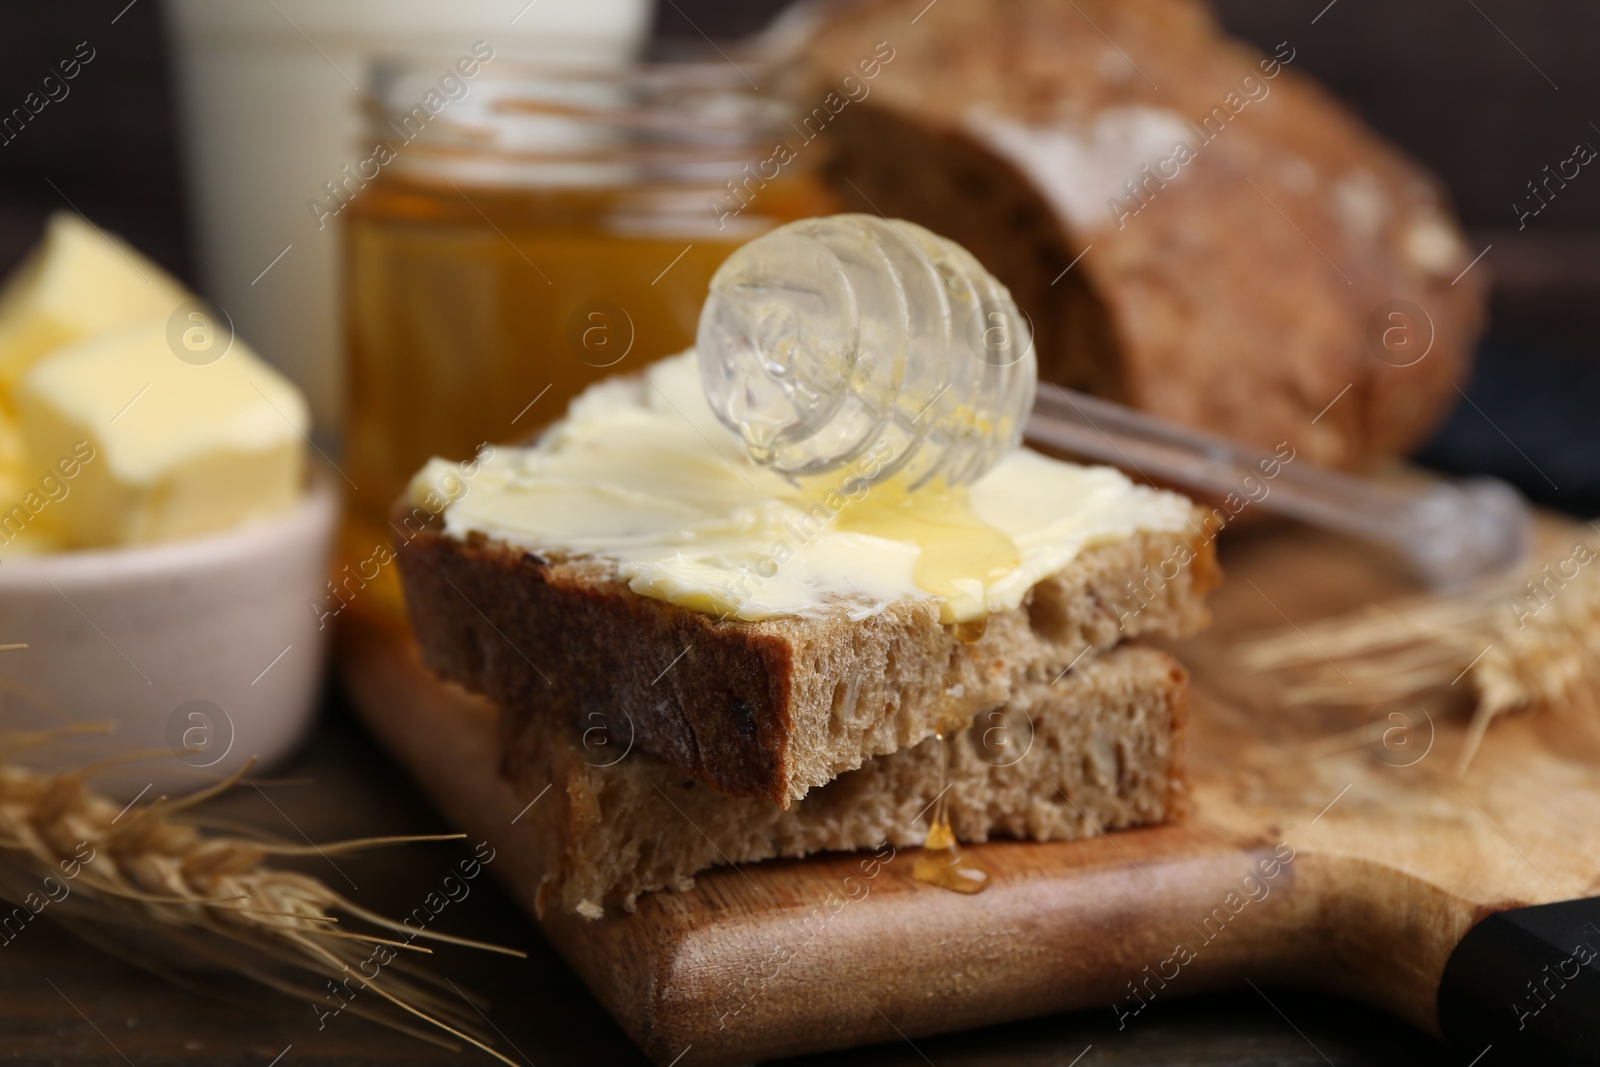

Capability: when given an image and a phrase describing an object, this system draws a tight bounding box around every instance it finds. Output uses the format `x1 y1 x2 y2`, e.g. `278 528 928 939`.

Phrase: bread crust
394 500 1218 806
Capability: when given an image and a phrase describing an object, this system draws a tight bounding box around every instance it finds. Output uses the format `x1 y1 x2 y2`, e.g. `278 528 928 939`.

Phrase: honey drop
951 618 987 644
912 732 990 895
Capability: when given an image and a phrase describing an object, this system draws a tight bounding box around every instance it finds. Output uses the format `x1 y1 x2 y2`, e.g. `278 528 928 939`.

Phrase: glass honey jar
336 55 837 625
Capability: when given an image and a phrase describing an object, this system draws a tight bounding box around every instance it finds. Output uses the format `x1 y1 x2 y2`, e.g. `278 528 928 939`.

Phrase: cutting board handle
1438 898 1600 1064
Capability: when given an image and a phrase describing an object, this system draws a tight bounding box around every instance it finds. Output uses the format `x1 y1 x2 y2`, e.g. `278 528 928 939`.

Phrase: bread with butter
395 476 1216 807
395 352 1218 807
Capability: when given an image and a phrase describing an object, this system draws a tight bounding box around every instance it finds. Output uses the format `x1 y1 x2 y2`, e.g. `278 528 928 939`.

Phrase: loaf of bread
802 0 1486 468
497 642 1188 918
396 514 1217 807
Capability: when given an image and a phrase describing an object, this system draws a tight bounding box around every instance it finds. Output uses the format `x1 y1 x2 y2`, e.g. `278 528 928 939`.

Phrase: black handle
1438 897 1600 1064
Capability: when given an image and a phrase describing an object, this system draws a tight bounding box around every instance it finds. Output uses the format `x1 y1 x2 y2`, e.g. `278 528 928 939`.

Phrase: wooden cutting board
341 515 1600 1067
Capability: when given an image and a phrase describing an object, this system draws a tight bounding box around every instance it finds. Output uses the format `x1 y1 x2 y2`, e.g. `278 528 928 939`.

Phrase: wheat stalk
1237 532 1600 773
0 729 523 1064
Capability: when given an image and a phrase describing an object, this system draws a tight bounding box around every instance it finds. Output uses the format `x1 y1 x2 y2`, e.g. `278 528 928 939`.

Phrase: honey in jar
337 57 836 623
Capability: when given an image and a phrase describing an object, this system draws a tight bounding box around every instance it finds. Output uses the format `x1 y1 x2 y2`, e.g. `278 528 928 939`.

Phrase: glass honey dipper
697 213 1038 490
698 212 1530 589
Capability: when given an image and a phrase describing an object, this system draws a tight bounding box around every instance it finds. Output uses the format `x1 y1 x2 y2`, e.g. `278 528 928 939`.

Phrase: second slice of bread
500 642 1188 918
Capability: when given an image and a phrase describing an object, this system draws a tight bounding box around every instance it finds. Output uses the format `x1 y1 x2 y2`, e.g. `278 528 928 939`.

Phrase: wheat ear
1237 534 1600 772
0 740 524 1065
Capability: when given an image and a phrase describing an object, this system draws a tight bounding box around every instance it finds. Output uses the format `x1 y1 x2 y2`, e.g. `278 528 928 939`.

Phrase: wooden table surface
1 654 1457 1064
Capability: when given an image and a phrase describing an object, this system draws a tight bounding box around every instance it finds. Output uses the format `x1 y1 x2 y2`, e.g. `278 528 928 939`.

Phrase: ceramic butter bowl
0 476 337 800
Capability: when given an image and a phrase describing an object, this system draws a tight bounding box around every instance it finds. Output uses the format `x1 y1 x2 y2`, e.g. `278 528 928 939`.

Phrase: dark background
2 0 1596 513
5 0 1600 338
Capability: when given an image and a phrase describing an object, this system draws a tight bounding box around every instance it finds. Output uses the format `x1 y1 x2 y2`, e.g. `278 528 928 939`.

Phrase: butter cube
0 212 189 393
15 320 309 546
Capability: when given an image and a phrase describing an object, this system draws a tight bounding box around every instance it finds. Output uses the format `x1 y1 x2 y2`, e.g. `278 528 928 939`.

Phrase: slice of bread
499 642 1187 918
395 509 1217 806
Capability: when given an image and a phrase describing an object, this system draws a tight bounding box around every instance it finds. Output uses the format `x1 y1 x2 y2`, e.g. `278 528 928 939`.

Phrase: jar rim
363 51 803 187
